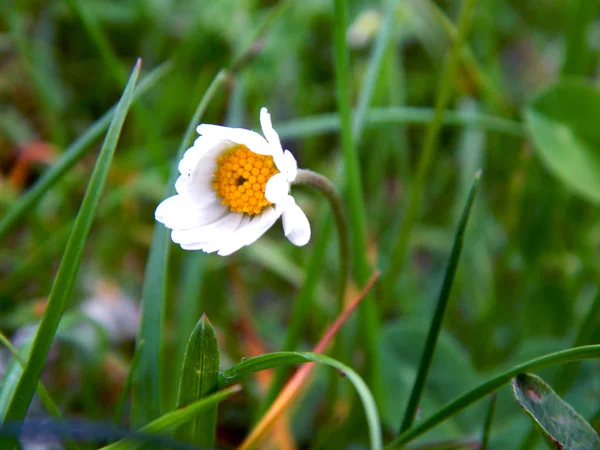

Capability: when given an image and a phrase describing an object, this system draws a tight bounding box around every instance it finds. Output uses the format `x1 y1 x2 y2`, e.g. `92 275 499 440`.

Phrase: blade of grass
237 271 380 450
130 69 228 426
174 314 220 447
0 61 172 241
222 352 382 450
385 345 600 448
480 395 496 450
0 332 80 450
333 0 381 405
383 0 479 307
0 60 142 450
101 385 241 450
352 0 397 143
400 172 480 432
275 107 525 139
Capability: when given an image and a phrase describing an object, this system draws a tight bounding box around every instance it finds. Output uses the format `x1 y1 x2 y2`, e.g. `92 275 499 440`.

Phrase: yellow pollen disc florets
212 145 279 216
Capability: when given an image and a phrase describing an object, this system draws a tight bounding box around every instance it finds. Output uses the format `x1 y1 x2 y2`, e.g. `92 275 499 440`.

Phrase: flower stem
293 169 349 306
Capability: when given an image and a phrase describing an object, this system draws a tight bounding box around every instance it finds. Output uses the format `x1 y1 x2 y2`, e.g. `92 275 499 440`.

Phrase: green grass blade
0 60 142 450
352 0 397 143
480 395 496 450
221 351 382 450
101 385 241 450
0 61 171 241
385 345 600 448
333 0 381 405
175 314 220 447
382 0 478 306
275 107 525 139
399 171 480 432
130 69 228 426
0 332 80 450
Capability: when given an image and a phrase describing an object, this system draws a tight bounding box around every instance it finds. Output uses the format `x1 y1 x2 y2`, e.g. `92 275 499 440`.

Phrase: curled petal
282 196 311 246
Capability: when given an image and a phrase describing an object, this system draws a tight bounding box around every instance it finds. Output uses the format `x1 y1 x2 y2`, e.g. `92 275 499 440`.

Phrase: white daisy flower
155 107 311 256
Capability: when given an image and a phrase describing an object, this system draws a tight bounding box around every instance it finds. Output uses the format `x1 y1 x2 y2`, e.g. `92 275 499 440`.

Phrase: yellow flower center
212 145 279 216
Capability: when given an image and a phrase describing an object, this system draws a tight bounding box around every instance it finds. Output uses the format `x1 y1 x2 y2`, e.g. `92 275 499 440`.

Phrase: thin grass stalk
480 395 496 450
333 0 381 404
131 69 229 425
399 172 480 432
383 0 479 307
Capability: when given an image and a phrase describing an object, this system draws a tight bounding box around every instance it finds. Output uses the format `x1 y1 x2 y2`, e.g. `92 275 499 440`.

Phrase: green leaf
130 69 227 426
386 345 600 448
0 61 171 241
0 60 141 450
512 373 600 449
526 80 600 204
101 385 241 450
175 314 220 447
221 351 383 450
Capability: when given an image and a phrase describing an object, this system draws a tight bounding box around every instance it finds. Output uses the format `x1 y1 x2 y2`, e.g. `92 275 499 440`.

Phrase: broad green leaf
101 385 241 450
175 314 220 447
0 60 141 450
0 62 171 241
512 373 600 449
131 69 227 426
526 80 600 204
221 351 383 450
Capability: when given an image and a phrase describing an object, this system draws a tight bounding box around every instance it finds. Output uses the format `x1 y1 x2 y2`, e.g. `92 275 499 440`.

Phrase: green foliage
2 0 600 448
512 373 600 449
526 80 600 204
175 314 220 447
0 60 141 450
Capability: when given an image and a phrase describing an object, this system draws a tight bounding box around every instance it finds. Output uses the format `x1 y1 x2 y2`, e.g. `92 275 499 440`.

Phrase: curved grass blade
0 61 172 241
399 171 480 432
386 345 600 448
275 107 525 139
512 373 600 449
221 351 382 450
102 385 240 450
0 60 142 450
175 314 220 447
130 69 228 426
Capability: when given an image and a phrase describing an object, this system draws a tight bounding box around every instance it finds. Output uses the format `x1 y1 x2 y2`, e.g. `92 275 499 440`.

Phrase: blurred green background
1 0 600 448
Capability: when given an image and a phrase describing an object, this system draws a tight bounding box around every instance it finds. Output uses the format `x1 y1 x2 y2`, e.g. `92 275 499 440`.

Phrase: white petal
197 124 272 156
260 108 283 149
178 137 228 175
155 195 227 230
282 196 311 246
174 174 216 207
217 207 281 256
265 172 290 204
171 212 244 245
282 150 298 182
